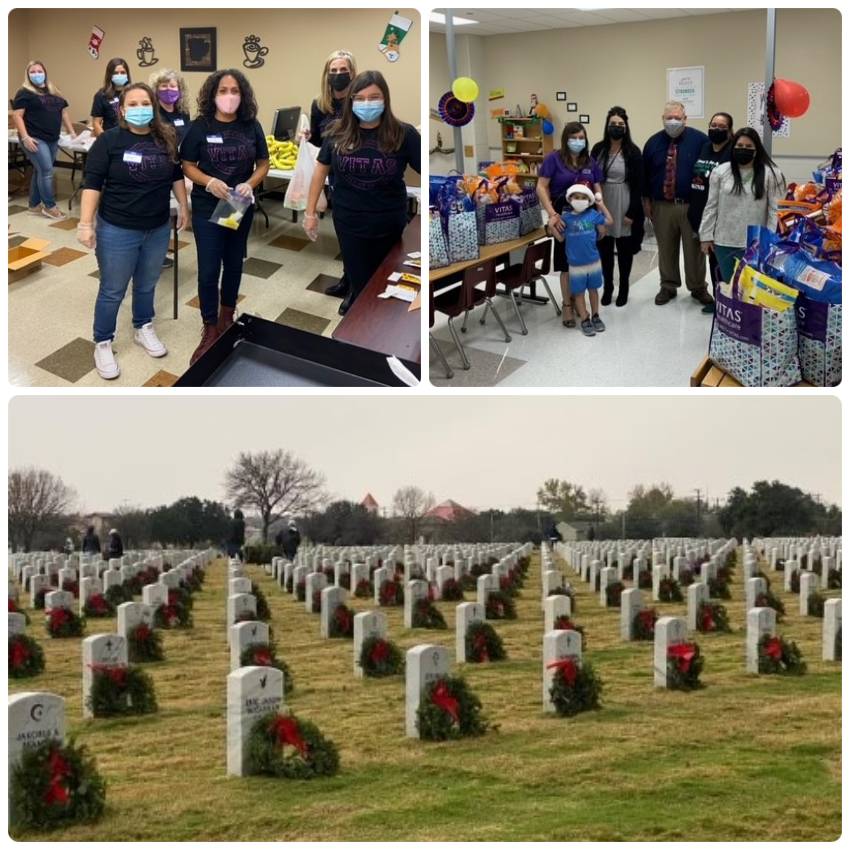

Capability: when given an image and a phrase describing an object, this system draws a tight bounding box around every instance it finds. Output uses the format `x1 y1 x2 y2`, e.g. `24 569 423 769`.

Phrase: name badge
123 151 143 164
173 119 185 127
206 134 223 144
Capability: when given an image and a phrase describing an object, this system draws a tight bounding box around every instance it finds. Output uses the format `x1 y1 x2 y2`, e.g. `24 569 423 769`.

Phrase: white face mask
570 199 590 213
664 118 685 137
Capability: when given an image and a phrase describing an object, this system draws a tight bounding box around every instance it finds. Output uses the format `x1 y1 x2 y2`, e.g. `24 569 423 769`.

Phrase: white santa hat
565 184 595 203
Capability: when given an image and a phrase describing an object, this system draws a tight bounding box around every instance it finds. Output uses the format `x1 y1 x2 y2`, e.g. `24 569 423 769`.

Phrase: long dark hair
559 121 590 169
196 68 258 122
328 70 405 155
101 57 131 98
595 106 640 180
729 127 784 200
117 83 178 161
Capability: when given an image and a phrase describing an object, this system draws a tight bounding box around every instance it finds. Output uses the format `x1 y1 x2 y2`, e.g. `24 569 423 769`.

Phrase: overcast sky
8 396 841 513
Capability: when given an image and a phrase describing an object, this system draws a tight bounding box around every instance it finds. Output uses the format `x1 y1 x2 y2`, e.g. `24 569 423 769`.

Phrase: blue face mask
567 138 586 154
352 101 385 123
112 73 129 87
125 106 154 127
29 72 46 86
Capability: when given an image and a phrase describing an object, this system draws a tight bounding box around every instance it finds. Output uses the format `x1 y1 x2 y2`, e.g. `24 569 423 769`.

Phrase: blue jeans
192 206 254 324
93 216 171 342
22 139 60 209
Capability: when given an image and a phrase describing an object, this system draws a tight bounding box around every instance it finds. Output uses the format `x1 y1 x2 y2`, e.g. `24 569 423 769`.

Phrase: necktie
663 140 678 201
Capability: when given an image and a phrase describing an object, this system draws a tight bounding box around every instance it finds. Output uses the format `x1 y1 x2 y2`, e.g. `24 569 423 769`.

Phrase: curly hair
117 83 178 162
148 67 189 116
195 68 258 123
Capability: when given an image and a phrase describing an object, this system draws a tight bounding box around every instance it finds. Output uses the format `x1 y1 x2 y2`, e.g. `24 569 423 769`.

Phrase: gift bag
283 138 327 212
446 204 479 263
429 208 450 269
518 187 543 235
476 199 520 245
795 296 842 386
709 272 802 387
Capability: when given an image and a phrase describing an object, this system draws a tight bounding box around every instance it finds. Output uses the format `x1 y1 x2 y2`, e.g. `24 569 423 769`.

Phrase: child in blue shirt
552 184 613 336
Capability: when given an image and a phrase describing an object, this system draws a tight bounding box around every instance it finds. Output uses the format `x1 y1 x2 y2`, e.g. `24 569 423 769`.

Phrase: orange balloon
774 78 810 118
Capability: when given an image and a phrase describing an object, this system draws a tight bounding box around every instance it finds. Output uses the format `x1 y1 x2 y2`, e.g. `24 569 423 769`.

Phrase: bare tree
588 488 608 524
224 450 325 542
8 467 76 552
392 486 435 543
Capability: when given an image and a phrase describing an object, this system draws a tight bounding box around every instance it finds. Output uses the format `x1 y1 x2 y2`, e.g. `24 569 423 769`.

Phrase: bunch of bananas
266 136 299 170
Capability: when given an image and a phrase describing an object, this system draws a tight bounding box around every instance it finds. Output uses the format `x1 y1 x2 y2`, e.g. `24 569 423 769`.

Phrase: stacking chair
429 286 453 379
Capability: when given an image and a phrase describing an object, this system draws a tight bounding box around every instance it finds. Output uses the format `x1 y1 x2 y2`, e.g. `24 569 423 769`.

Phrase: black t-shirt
83 127 182 230
318 123 420 237
309 97 343 149
12 88 68 143
159 108 191 145
688 139 733 233
180 117 269 217
91 89 122 131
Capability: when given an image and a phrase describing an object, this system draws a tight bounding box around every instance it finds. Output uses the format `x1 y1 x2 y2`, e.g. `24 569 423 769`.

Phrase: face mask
29 72 46 86
353 101 385 123
708 128 729 144
664 119 685 137
607 125 626 140
570 199 590 213
112 73 128 87
329 72 351 92
733 147 755 165
215 94 241 115
124 106 154 127
567 138 586 154
158 89 181 105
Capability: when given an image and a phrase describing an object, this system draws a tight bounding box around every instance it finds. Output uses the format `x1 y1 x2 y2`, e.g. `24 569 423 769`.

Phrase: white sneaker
94 340 120 380
41 205 67 221
134 322 167 357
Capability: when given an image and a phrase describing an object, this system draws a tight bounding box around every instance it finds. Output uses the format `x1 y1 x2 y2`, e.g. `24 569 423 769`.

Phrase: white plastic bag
283 137 327 212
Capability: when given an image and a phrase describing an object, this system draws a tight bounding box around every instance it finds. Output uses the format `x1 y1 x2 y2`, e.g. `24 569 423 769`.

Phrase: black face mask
607 125 626 140
329 72 351 92
733 147 755 165
708 128 729 144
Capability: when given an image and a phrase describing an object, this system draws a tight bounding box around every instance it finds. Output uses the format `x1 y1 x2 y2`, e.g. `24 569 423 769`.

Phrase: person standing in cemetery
277 520 301 561
181 69 270 365
107 528 123 559
642 100 713 307
688 111 734 312
11 60 76 221
699 127 785 284
590 106 645 307
303 70 421 315
77 83 189 380
228 509 246 560
149 68 192 145
536 122 603 327
91 57 131 136
81 526 101 556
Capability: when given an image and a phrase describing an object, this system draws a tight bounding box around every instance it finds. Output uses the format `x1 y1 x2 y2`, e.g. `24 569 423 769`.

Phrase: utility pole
694 488 703 528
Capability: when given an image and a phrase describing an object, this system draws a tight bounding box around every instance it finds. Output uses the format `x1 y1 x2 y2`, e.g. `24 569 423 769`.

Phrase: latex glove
77 222 96 250
302 213 319 242
204 177 231 200
22 136 39 153
234 182 254 201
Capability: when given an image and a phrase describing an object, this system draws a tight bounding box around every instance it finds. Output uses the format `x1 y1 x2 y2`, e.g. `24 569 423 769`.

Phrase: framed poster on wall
666 65 704 118
180 27 217 72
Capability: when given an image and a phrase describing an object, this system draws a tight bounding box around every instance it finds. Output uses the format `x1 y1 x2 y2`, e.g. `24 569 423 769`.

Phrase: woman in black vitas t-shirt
11 60 75 220
304 70 420 315
149 67 192 145
181 69 269 366
91 57 131 136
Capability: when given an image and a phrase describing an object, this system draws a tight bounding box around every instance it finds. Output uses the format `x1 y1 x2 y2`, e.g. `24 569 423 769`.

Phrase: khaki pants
652 200 707 293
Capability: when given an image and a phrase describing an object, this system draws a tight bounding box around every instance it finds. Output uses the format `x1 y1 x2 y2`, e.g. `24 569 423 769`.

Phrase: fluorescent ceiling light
430 12 479 26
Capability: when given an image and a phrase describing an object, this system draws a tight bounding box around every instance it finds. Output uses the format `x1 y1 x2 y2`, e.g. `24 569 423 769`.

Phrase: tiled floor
9 175 347 387
430 238 714 387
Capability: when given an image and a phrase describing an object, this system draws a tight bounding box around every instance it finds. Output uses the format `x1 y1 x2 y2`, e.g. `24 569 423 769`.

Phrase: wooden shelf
500 114 552 178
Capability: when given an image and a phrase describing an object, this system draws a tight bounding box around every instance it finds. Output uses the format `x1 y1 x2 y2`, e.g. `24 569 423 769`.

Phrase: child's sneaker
580 318 596 337
591 314 606 333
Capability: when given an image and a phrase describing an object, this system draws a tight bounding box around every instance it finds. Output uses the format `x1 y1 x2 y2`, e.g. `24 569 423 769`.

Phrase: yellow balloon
452 77 479 103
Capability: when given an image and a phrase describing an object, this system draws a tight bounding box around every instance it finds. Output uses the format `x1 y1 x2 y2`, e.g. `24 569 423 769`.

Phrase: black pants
334 222 405 301
597 235 633 292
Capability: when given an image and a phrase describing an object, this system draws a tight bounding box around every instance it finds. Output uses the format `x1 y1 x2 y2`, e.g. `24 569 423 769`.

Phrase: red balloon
774 78 810 118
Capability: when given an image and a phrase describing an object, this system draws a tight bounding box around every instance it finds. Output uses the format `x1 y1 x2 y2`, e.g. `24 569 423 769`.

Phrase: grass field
9 550 841 841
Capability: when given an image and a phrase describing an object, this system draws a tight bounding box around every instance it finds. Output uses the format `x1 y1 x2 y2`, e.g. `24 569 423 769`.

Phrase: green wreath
552 616 586 649
153 601 192 629
9 598 31 623
789 570 801 594
250 583 271 621
9 633 45 678
353 579 373 598
498 573 520 598
678 568 695 587
239 643 293 693
755 589 785 621
45 608 84 639
659 577 683 603
757 634 806 675
633 608 658 641
806 592 826 618
359 635 404 677
127 622 164 663
82 594 114 618
416 676 488 741
605 581 625 608
33 587 50 610
9 737 106 830
329 604 355 639
517 555 531 573
485 590 516 620
666 641 704 690
638 569 653 590
86 664 158 716
548 657 603 716
440 578 464 601
708 576 731 600
697 601 731 633
465 621 506 663
827 568 841 590
835 627 842 661
295 580 306 602
412 598 447 629
104 585 132 607
378 579 404 606
169 585 194 612
246 712 339 779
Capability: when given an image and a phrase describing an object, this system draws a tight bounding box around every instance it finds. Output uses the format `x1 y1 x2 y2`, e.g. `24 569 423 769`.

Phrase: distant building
556 520 595 542
420 499 476 543
361 493 379 514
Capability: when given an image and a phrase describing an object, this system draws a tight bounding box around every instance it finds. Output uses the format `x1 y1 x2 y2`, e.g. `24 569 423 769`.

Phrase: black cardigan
590 141 645 255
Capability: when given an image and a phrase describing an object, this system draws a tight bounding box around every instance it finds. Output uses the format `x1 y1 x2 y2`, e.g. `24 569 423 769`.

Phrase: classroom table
332 215 421 363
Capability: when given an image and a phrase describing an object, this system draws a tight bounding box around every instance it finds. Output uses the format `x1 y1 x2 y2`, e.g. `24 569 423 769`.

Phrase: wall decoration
579 114 590 125
488 88 505 101
180 27 217 73
136 36 159 68
242 35 269 69
88 26 105 59
567 102 577 112
556 91 567 101
666 65 704 118
747 81 790 139
378 12 413 63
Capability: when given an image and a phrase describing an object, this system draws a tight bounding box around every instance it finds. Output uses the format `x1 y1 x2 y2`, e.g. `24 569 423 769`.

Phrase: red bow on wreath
472 632 490 662
48 608 70 628
134 624 152 641
547 657 578 686
431 681 460 723
89 594 108 614
668 643 696 673
700 608 715 632
89 663 128 687
9 598 18 612
163 604 180 626
370 639 390 664
270 715 307 757
10 637 30 668
763 636 782 660
334 606 352 632
253 648 272 666
42 748 71 806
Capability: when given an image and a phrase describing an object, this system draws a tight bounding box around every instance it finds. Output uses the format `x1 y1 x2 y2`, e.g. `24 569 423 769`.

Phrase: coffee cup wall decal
136 36 159 68
242 35 269 69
